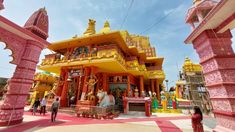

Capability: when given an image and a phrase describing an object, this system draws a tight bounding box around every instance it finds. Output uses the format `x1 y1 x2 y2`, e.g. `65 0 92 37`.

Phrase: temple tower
185 0 235 131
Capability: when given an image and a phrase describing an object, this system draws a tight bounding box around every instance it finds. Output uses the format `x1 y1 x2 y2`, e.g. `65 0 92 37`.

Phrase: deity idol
86 73 98 100
161 91 167 111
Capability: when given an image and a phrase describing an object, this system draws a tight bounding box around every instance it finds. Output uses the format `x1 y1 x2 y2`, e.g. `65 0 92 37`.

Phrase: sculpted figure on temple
161 91 168 111
86 73 98 100
83 19 96 36
134 87 139 98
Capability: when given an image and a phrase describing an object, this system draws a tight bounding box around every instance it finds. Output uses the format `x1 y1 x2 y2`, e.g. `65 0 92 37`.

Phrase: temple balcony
146 66 162 71
38 48 165 80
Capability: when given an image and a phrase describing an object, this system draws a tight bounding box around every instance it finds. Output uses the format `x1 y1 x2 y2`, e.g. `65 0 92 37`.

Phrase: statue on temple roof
83 19 96 36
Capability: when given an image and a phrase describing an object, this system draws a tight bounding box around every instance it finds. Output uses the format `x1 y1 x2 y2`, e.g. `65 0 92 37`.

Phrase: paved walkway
0 112 216 132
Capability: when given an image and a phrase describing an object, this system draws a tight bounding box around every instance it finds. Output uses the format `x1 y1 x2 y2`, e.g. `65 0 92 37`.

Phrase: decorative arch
0 27 26 65
0 42 14 63
0 6 50 126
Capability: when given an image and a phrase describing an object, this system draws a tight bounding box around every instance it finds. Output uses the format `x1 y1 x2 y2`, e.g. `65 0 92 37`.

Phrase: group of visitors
32 97 47 115
32 97 60 122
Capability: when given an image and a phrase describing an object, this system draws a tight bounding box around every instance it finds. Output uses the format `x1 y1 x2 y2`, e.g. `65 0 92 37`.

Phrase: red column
145 100 152 117
155 79 160 102
127 75 131 93
139 76 144 95
76 76 82 101
192 30 235 131
151 79 155 93
80 67 90 100
56 69 65 96
103 73 108 91
60 69 69 107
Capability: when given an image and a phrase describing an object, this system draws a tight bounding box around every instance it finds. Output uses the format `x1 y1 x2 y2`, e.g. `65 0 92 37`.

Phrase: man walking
32 98 40 115
40 97 47 115
51 97 60 122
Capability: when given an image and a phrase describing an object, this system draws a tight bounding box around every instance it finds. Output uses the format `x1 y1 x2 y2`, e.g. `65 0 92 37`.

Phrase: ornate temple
38 19 165 107
29 72 58 106
177 57 212 114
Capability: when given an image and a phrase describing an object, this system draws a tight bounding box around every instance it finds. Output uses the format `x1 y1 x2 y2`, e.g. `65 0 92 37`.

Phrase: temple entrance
67 77 77 106
109 84 127 112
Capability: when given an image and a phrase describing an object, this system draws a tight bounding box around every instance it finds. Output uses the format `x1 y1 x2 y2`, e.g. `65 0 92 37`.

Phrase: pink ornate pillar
192 30 235 131
0 40 44 125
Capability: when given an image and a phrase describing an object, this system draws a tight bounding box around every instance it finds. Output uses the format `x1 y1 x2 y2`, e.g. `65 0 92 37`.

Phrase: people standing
191 106 204 132
32 98 40 115
51 97 60 122
40 97 47 115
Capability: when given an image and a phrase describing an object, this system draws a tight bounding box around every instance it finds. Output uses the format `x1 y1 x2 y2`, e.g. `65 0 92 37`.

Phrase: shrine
185 0 235 131
38 19 165 114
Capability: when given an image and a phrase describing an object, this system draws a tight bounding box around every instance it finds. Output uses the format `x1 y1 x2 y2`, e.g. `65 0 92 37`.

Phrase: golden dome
99 21 111 33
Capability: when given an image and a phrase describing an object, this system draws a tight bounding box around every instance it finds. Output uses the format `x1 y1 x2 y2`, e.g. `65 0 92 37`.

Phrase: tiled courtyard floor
0 111 216 132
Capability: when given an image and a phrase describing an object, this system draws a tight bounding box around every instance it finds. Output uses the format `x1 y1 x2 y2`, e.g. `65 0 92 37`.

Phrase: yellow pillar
44 91 48 97
30 91 38 106
175 85 179 98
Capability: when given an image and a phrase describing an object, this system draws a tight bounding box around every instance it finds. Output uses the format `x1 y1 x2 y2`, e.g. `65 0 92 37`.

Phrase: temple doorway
67 77 78 106
109 84 127 112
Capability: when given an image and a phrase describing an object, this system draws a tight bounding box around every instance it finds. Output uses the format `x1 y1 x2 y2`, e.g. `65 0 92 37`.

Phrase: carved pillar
60 69 69 107
192 30 235 131
155 79 160 101
76 76 82 101
80 67 90 100
139 76 144 95
0 40 44 126
56 69 65 96
151 79 155 93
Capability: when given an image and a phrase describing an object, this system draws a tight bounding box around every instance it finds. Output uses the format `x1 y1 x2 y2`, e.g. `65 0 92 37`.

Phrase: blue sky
0 0 234 87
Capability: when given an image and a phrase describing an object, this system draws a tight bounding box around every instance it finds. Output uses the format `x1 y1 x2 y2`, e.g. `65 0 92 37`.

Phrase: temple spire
99 21 111 33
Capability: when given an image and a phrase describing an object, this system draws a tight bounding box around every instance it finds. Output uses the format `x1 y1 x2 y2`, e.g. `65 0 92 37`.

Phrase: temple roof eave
37 58 165 80
185 0 235 44
48 31 163 63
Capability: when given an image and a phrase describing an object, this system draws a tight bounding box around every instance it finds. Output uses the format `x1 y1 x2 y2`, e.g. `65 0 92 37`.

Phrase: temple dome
24 7 49 40
99 21 111 33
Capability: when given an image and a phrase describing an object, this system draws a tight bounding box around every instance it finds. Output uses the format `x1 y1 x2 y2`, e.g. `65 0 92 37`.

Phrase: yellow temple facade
38 20 165 107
